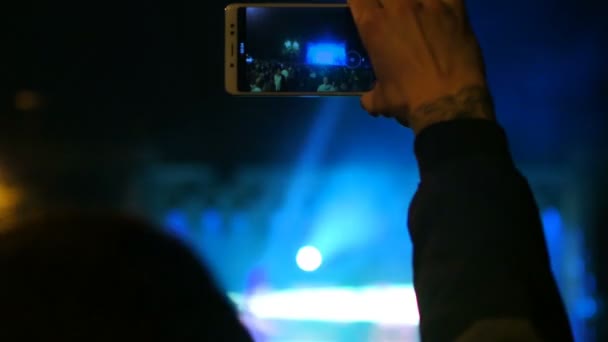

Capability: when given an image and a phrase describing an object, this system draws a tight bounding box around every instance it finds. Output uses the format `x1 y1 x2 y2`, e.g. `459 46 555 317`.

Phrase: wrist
408 85 496 135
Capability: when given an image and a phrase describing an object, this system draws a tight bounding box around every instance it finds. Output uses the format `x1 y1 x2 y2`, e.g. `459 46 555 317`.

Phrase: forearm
409 118 573 341
456 319 543 342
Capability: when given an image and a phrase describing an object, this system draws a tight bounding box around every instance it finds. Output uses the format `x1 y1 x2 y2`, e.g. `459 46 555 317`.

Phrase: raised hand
349 0 495 133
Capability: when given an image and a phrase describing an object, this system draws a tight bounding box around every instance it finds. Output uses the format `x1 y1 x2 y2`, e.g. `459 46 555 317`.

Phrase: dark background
2 0 607 340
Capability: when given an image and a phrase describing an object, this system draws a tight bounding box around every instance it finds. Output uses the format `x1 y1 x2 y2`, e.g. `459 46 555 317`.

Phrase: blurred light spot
229 285 419 325
164 209 188 238
15 90 42 111
542 207 562 240
296 246 323 272
576 296 597 319
541 207 563 273
201 208 222 234
0 183 21 231
0 186 20 211
306 42 347 66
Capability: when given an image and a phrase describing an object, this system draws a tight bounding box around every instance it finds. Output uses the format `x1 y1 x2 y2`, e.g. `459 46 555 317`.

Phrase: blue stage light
306 43 347 66
164 209 188 239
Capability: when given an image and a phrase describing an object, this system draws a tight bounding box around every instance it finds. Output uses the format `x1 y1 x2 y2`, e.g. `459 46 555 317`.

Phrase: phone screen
237 6 375 93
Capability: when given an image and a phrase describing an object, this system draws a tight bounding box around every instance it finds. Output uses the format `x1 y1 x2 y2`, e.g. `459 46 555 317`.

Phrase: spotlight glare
296 246 323 272
229 285 420 325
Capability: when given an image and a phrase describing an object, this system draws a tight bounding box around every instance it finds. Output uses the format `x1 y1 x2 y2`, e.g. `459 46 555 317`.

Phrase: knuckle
356 10 379 27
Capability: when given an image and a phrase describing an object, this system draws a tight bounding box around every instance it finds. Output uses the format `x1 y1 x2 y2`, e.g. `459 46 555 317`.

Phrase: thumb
361 85 411 127
442 0 469 23
443 0 466 12
360 84 388 116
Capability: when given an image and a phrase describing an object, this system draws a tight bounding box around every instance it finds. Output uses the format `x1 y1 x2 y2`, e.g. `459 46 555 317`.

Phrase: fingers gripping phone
225 3 375 96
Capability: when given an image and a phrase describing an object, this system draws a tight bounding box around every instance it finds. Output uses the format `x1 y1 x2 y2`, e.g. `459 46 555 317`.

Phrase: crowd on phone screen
247 60 374 93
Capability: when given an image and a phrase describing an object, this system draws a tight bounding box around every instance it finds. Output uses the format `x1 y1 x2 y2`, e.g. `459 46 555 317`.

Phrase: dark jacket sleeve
408 120 573 342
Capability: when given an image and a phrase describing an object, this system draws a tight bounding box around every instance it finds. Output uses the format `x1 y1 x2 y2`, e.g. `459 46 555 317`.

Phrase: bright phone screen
237 6 375 93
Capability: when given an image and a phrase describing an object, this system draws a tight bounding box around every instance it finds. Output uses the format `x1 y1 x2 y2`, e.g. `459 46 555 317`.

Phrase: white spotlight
296 246 323 272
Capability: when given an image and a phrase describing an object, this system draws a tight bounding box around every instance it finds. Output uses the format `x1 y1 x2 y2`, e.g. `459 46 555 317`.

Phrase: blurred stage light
15 90 43 111
229 285 419 325
296 246 323 272
0 181 20 230
306 42 347 66
284 40 292 48
292 41 300 50
201 208 222 234
164 209 188 238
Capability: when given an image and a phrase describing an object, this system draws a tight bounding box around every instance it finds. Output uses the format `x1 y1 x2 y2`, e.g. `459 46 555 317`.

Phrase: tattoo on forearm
413 86 496 126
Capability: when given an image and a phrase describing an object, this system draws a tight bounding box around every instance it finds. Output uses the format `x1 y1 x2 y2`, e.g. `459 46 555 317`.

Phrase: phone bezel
224 3 366 97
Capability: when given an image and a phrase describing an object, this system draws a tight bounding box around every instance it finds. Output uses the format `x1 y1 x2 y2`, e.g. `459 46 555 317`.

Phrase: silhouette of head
0 212 252 342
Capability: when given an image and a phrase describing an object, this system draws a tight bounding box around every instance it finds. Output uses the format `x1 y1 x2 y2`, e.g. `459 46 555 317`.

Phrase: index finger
347 0 382 23
347 0 386 64
441 0 466 16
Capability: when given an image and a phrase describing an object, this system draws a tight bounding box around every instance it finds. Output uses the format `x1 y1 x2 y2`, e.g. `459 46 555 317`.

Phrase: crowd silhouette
246 60 374 93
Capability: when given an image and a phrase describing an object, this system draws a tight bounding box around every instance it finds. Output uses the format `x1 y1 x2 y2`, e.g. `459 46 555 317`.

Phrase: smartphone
225 3 375 96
